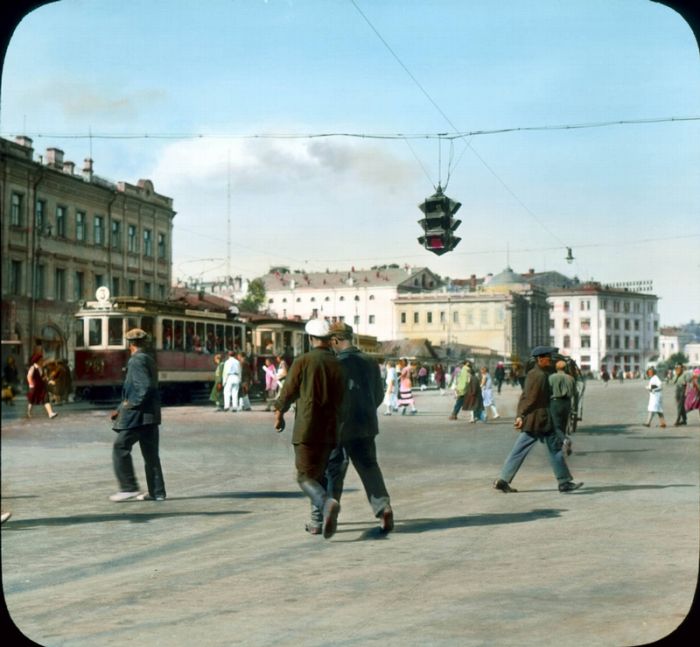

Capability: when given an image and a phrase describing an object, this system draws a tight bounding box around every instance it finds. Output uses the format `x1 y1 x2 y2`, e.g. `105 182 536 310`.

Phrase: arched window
369 295 375 300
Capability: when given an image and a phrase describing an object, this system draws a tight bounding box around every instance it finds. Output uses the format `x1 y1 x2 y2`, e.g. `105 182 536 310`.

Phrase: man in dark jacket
493 346 582 494
307 322 394 535
110 328 166 502
274 319 346 539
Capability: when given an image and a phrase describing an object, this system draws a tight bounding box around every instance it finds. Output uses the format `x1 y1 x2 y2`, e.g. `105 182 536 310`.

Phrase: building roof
485 266 526 286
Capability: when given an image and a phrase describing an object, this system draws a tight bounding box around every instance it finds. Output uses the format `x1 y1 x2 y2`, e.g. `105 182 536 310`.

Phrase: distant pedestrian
263 357 278 411
275 355 288 396
109 328 166 502
601 368 610 386
683 368 700 421
237 352 252 411
209 354 225 411
273 319 346 539
480 367 500 420
417 365 428 391
396 358 417 415
434 363 446 395
448 360 469 420
461 365 483 423
306 322 393 535
383 360 398 415
222 350 241 412
671 363 689 426
26 354 58 420
643 367 666 428
494 362 506 394
493 346 582 493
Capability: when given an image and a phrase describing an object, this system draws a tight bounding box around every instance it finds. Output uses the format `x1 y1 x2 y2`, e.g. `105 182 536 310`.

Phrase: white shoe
109 491 141 502
1 512 11 524
136 493 166 501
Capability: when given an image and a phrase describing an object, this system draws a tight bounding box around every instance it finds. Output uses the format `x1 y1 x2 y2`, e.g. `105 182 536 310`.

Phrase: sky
1 0 699 326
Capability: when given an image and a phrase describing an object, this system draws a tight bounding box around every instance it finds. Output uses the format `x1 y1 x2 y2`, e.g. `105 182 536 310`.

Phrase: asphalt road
1 380 698 647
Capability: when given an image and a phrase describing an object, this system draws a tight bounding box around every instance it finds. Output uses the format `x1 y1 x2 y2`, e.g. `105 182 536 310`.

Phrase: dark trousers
675 388 688 425
549 398 571 441
311 436 391 526
451 395 465 416
113 424 166 497
294 443 334 511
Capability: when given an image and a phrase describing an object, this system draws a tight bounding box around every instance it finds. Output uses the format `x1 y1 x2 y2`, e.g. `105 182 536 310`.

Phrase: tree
657 351 690 375
239 278 266 313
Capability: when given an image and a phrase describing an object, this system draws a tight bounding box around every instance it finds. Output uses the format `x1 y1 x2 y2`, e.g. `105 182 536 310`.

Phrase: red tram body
73 296 308 402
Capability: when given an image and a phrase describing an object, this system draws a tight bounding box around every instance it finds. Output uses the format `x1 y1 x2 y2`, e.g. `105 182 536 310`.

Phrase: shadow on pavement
577 424 635 435
2 510 250 530
334 508 566 541
574 448 653 456
562 483 696 496
192 490 306 500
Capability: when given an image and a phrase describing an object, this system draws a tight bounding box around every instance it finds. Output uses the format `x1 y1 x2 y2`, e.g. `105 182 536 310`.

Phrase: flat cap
125 328 149 341
328 321 353 337
531 345 558 357
304 318 331 338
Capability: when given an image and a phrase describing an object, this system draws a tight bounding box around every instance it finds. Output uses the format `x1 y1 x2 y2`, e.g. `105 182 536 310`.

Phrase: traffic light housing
417 186 461 255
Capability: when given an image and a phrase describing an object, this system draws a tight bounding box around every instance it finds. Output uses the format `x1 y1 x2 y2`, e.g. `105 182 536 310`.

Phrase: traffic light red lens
428 236 445 249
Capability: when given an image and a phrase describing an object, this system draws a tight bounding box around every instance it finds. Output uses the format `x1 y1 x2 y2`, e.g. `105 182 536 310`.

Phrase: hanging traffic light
417 185 462 255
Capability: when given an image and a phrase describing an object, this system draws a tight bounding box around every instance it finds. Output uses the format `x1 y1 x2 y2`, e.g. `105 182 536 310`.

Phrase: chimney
82 158 94 181
528 268 535 275
15 135 33 149
46 147 64 168
63 161 75 175
470 274 477 290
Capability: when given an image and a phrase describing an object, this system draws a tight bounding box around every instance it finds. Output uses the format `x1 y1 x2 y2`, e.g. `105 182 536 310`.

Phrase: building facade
548 283 659 376
260 266 442 341
1 136 175 365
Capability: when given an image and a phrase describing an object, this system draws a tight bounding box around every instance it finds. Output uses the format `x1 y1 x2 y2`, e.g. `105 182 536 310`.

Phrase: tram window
75 321 85 348
206 324 215 353
127 317 139 332
215 324 224 352
88 318 102 346
261 331 274 353
174 320 184 351
108 318 124 346
225 325 233 352
162 319 173 350
195 322 204 352
141 316 155 338
185 322 195 351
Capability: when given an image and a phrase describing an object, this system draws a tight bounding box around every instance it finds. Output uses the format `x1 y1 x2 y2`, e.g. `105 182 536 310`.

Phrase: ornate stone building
1 136 175 365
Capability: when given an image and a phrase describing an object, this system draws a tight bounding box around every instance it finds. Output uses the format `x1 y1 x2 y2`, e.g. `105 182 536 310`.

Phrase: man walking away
671 363 688 426
549 360 576 456
222 351 241 412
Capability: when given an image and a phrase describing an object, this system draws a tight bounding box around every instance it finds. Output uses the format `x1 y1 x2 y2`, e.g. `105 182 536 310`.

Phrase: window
310 297 316 302
354 295 360 301
74 271 84 301
563 335 570 348
400 312 406 324
10 260 22 295
108 318 124 346
453 311 459 323
413 312 419 324
35 199 45 231
111 220 121 249
563 301 570 312
563 318 570 329
128 224 137 253
158 284 166 300
76 211 86 241
112 277 120 296
369 295 375 300
56 205 66 237
427 312 433 324
353 315 360 325
95 274 104 292
480 309 488 324
88 319 102 346
581 335 591 348
94 215 104 245
368 315 375 324
324 296 330 302
339 296 345 301
10 192 23 226
440 311 446 323
55 268 66 301
128 279 136 296
157 232 166 259
581 318 590 331
144 282 152 299
624 320 630 331
143 229 153 256
549 319 555 329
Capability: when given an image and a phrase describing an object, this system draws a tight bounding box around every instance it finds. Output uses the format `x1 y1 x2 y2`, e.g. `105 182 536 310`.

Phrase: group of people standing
448 361 500 423
645 363 700 428
209 350 259 412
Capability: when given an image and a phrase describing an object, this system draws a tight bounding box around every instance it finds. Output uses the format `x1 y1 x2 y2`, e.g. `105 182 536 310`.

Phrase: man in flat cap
306 321 393 535
109 328 166 502
274 319 346 539
493 346 582 494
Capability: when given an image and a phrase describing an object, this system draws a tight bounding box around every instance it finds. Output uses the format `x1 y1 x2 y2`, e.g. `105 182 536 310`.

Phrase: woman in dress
684 368 700 421
480 366 500 420
383 360 398 415
644 367 666 428
263 357 279 411
396 358 417 415
26 353 58 419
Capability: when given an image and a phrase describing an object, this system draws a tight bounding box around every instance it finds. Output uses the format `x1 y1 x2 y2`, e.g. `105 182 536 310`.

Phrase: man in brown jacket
493 346 582 494
274 319 346 538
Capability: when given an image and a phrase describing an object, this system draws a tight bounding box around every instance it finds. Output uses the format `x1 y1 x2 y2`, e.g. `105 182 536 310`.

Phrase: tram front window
108 318 124 346
75 321 85 348
88 319 102 346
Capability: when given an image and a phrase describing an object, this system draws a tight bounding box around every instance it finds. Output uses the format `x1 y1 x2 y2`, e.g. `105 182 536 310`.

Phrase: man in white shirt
222 351 241 412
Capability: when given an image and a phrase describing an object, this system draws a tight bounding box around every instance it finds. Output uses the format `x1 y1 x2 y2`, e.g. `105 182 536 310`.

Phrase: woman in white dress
644 367 666 428
480 367 500 420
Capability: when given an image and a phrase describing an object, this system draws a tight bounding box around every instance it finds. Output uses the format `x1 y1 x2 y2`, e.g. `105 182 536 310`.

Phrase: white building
659 327 695 361
259 266 442 341
684 342 700 367
548 283 660 376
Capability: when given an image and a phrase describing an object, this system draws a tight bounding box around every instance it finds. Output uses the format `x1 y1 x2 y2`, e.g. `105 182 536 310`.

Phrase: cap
304 318 331 338
125 328 148 341
328 321 353 338
531 345 557 358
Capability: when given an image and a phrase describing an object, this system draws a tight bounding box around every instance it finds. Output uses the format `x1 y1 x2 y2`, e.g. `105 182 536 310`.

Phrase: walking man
493 346 582 494
222 350 241 412
306 322 393 535
671 363 688 426
110 328 166 502
549 359 576 456
274 319 346 539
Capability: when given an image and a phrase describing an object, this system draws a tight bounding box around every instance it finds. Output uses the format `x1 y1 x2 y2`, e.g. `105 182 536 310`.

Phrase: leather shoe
380 506 394 533
322 498 340 539
493 479 517 493
559 481 583 493
305 522 322 535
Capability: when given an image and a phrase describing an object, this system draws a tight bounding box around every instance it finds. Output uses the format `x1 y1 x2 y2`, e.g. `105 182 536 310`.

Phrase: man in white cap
110 328 166 502
274 319 346 539
493 345 582 494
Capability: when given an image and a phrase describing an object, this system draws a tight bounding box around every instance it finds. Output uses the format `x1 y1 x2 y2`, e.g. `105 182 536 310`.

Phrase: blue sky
1 0 698 325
